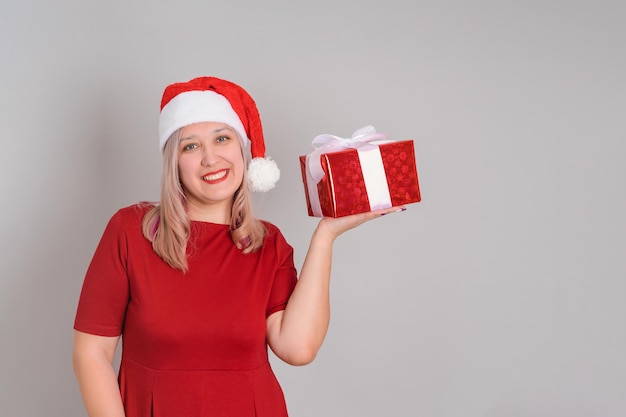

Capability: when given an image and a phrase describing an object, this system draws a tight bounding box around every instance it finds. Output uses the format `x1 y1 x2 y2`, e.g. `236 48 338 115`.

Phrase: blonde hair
142 129 266 272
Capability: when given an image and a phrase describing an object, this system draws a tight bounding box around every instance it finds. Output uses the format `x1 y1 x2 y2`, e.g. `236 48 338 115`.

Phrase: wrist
313 220 338 245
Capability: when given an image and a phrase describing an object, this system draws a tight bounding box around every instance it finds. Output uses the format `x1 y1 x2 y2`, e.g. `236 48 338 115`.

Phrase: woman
72 76 403 417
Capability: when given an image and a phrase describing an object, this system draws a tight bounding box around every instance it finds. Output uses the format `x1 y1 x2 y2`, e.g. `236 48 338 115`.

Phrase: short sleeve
265 226 298 317
73 210 130 336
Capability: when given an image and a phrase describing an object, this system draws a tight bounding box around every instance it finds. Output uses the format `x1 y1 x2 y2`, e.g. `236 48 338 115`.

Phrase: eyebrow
179 127 234 142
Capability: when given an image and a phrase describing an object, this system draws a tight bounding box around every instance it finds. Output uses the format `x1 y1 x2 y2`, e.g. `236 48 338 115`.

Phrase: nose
201 143 219 167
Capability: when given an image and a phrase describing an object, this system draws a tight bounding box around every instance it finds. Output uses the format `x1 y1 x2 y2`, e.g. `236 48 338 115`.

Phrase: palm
318 206 405 239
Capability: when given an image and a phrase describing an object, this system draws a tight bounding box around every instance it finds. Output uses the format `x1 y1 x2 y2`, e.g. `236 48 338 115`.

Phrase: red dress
74 205 298 417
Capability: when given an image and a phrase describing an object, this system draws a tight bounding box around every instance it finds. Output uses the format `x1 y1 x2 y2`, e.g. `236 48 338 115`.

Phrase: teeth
203 170 227 181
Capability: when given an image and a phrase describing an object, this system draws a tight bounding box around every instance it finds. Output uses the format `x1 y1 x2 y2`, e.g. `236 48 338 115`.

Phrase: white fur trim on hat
158 90 249 151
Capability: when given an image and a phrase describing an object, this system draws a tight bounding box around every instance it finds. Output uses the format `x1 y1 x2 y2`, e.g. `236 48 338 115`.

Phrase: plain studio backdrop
1 1 624 416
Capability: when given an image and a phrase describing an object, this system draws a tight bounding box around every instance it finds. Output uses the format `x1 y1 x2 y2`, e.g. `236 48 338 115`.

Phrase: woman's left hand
316 205 406 241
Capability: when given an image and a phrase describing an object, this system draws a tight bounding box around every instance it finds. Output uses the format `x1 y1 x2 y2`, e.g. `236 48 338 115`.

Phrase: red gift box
299 134 421 218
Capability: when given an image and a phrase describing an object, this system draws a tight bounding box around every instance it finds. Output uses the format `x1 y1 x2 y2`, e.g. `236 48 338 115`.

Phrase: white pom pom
247 157 280 192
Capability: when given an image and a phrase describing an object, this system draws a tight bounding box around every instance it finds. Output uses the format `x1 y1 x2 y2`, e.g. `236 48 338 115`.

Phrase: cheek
237 155 246 173
231 149 246 173
177 159 194 185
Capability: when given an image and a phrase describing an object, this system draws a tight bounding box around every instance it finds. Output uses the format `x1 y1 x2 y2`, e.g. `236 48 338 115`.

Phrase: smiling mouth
202 169 228 182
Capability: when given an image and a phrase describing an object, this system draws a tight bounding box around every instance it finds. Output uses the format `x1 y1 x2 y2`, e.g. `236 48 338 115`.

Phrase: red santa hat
159 76 279 192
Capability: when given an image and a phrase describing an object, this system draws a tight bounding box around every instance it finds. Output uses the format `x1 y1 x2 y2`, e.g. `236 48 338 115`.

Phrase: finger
378 206 406 216
349 205 405 225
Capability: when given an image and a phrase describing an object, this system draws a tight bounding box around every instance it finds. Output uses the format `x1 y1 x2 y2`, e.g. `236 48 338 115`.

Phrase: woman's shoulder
260 219 281 235
259 220 292 247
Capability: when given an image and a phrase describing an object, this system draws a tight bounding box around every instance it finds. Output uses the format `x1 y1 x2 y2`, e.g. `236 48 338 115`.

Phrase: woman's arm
72 330 125 417
267 206 405 365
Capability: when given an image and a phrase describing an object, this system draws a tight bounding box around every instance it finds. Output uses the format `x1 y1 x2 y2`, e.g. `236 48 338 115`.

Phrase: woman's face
177 122 245 219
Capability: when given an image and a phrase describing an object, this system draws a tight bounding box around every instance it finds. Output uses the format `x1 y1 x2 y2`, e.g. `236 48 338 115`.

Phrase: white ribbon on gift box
305 125 393 217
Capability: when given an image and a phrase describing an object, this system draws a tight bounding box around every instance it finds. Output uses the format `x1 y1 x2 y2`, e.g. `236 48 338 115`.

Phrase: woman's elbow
278 344 319 366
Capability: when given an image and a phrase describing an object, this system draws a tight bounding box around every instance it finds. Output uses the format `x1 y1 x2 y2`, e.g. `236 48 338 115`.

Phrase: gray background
1 1 624 416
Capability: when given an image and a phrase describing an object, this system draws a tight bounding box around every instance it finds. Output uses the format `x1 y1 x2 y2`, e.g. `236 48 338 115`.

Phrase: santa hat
159 76 279 192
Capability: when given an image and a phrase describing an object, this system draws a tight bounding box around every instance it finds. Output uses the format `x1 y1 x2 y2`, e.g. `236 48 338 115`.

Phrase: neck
186 202 232 224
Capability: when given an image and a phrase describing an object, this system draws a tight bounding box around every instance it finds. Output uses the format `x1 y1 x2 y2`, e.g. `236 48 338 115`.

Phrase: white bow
306 125 387 183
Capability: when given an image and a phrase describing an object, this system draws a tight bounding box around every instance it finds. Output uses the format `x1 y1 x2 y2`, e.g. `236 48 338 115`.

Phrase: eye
182 143 198 151
216 135 230 143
